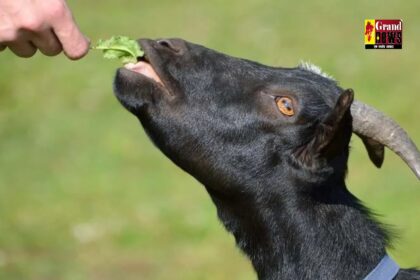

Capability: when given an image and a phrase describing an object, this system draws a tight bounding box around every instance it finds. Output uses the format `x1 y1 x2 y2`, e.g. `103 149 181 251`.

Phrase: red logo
365 21 374 42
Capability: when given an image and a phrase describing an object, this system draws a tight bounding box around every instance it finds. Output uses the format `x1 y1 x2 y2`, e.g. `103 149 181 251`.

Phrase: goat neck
205 175 390 280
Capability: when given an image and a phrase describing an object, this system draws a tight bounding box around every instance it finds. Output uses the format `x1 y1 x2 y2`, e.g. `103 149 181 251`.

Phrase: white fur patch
298 61 334 80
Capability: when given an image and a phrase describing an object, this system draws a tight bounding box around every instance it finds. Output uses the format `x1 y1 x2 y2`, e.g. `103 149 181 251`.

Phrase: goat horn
351 100 420 180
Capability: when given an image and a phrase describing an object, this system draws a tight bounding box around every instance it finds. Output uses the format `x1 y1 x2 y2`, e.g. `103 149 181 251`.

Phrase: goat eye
276 97 295 116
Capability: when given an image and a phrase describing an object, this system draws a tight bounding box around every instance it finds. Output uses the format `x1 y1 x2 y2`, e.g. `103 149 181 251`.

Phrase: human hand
0 0 89 59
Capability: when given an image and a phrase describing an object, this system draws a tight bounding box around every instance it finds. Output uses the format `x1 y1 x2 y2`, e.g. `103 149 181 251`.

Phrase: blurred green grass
0 0 419 279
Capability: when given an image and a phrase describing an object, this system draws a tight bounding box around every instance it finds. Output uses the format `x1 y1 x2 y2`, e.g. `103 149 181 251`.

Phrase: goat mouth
122 42 174 97
124 56 163 86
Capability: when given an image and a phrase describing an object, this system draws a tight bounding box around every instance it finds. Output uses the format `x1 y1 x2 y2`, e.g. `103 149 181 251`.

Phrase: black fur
113 38 419 280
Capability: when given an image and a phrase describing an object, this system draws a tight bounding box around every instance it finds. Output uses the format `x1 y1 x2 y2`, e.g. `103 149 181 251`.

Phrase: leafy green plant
92 36 144 64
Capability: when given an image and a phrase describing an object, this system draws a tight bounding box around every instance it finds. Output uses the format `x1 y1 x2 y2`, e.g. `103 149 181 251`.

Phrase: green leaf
92 36 144 64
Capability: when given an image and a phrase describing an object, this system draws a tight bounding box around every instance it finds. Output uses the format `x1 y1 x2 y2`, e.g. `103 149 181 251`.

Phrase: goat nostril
157 39 179 52
158 39 170 48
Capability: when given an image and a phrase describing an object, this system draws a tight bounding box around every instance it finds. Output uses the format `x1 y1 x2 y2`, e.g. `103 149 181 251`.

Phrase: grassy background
0 0 419 279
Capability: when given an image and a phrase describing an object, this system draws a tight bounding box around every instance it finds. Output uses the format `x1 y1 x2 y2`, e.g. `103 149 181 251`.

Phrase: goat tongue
124 62 163 85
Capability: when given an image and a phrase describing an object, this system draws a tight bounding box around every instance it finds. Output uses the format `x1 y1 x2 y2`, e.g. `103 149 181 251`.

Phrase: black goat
114 38 420 280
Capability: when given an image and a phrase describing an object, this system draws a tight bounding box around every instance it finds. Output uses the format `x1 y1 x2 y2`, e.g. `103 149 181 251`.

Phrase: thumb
50 6 90 60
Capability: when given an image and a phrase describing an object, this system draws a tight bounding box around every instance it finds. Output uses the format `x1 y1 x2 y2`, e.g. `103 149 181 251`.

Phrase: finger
54 25 89 60
50 9 89 60
31 29 63 56
7 41 37 58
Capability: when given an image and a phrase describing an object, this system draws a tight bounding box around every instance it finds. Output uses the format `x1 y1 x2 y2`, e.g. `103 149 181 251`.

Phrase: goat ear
356 134 385 168
295 89 354 166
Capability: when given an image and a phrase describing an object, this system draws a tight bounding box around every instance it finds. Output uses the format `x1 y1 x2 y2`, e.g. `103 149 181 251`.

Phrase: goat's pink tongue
124 61 162 84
